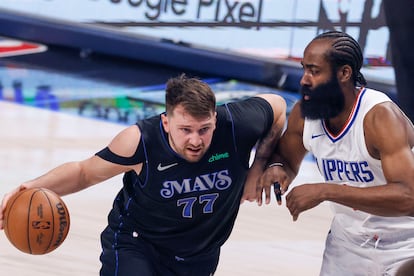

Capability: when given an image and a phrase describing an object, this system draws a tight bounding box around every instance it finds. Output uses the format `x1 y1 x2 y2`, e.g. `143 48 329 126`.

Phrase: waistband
330 219 414 249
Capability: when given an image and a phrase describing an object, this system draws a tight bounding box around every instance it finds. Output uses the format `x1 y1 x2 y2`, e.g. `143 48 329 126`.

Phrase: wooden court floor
0 101 333 276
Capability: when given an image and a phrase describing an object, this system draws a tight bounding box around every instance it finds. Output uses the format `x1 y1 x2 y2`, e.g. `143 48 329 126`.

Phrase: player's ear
212 111 217 130
161 113 169 133
338 64 352 82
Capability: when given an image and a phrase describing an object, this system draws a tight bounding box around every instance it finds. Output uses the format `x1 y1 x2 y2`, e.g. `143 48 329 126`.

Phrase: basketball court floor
0 37 333 275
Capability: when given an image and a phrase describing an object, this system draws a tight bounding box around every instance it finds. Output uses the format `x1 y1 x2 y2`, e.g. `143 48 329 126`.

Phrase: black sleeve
225 96 274 152
95 134 146 166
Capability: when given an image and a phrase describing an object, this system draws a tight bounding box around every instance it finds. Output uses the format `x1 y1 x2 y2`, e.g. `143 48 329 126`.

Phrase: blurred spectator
384 0 414 122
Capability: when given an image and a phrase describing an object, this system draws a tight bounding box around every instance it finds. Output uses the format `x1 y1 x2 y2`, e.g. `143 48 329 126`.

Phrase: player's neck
325 86 361 134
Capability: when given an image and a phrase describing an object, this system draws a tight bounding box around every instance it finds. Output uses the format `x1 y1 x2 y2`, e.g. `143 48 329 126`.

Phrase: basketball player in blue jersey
255 31 414 275
0 74 286 275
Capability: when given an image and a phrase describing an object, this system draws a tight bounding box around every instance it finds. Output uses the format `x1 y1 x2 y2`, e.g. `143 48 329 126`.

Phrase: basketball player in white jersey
255 31 414 275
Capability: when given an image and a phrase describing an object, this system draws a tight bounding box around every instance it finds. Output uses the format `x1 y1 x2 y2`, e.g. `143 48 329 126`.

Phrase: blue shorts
99 226 220 276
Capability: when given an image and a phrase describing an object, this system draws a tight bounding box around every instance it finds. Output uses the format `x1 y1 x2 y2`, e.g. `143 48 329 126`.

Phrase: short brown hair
165 74 216 118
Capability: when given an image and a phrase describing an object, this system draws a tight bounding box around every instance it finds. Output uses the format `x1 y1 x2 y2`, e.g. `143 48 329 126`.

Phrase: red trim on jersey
323 87 365 139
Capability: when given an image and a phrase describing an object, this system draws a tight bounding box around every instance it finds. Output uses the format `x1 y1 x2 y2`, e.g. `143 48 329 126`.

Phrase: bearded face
300 72 345 120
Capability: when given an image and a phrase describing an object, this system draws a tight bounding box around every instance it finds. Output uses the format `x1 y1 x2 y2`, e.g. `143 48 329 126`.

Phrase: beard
300 75 345 120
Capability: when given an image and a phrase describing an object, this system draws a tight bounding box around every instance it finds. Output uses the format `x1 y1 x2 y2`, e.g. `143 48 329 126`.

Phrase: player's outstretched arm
0 124 143 230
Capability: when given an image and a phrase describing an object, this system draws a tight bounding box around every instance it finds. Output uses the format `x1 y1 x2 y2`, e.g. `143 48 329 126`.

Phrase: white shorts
320 220 414 276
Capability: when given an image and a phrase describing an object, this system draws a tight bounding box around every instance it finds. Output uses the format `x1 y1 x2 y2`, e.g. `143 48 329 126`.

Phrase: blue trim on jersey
159 116 169 148
159 115 182 159
114 231 119 276
140 132 149 188
125 197 132 210
324 88 366 143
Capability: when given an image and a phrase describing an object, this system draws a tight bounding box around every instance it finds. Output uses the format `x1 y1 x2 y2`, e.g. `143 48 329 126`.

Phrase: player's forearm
323 183 414 216
22 161 88 196
254 140 278 169
254 127 285 170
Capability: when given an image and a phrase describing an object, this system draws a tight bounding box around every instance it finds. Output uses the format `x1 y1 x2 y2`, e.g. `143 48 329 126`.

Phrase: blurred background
0 1 411 275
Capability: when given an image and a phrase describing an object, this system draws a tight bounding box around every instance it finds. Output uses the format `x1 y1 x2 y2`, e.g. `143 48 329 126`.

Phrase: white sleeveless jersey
303 88 414 236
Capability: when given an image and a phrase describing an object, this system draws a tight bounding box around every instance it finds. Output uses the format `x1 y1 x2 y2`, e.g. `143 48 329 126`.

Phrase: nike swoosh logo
157 162 178 171
311 133 325 139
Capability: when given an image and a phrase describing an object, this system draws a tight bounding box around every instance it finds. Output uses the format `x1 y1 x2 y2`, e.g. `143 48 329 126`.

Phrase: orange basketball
3 187 70 255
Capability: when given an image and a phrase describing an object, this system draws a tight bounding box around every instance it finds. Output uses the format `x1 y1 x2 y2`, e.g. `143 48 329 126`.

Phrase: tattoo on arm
254 127 283 166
